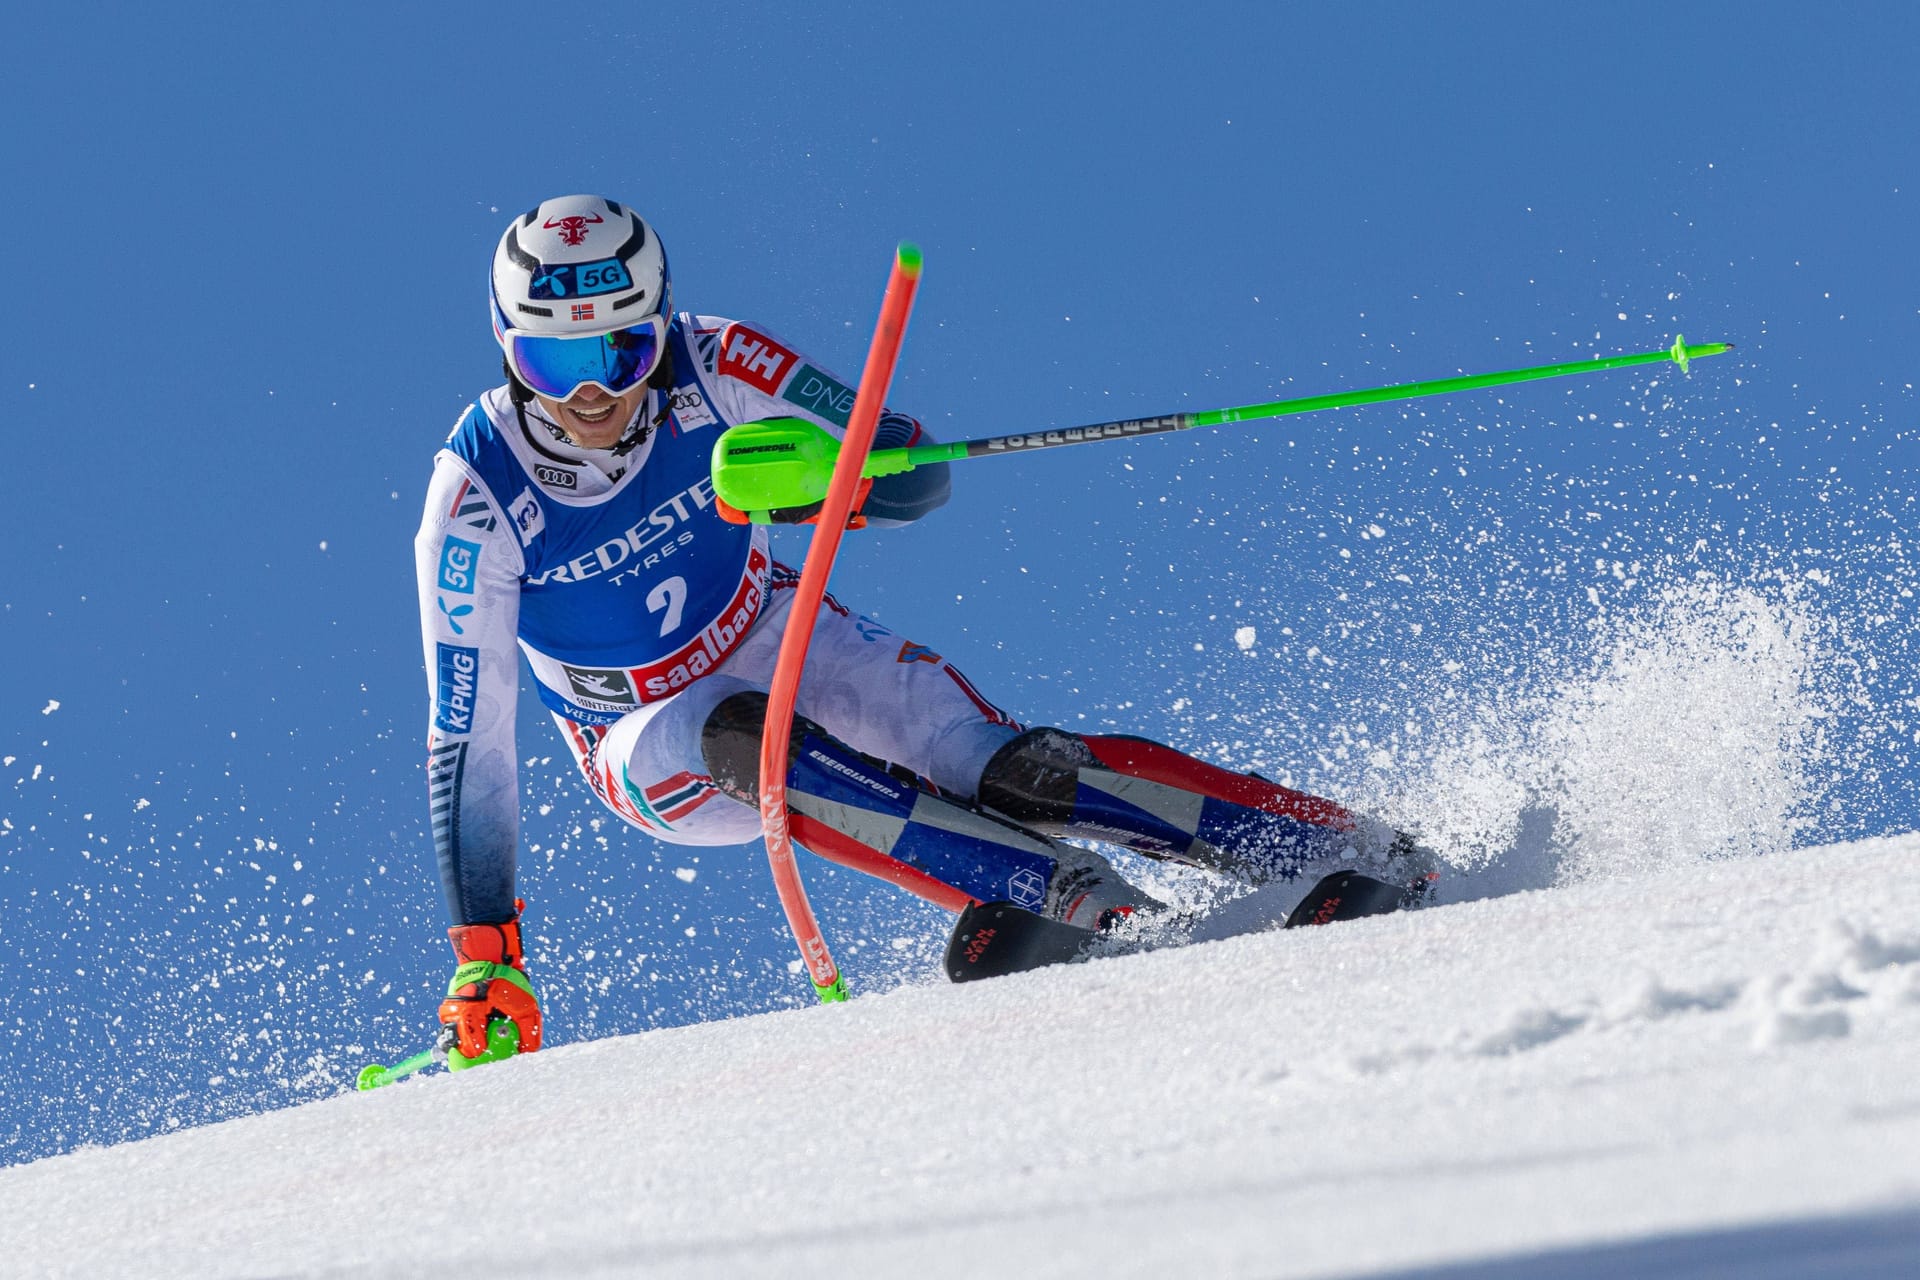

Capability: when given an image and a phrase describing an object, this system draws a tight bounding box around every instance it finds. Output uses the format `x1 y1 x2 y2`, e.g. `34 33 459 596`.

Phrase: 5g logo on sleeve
437 535 482 635
437 537 481 594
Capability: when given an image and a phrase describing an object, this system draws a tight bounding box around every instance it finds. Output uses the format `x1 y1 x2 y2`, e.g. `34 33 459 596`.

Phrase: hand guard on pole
711 417 874 526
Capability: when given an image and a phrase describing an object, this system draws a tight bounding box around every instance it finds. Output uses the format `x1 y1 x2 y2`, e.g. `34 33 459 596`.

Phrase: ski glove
437 900 543 1071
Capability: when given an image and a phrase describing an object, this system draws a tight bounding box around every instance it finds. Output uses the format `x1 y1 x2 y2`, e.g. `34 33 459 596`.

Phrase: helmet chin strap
608 343 676 458
503 356 538 407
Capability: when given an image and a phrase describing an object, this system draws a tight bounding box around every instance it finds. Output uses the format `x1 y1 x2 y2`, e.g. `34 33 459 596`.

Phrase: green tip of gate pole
896 242 923 278
816 974 849 1004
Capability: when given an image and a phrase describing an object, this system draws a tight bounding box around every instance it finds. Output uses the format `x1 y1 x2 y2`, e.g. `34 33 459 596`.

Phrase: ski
945 900 1099 981
944 869 1429 983
1280 868 1424 927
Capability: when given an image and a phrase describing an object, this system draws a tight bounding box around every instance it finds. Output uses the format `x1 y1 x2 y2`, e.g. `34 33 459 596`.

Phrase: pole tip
1671 335 1736 373
896 242 923 278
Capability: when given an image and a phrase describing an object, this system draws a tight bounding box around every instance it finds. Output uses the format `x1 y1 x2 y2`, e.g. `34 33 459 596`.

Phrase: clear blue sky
4 2 1916 1161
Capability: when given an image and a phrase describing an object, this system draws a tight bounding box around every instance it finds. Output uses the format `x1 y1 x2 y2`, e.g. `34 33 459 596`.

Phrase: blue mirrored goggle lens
509 322 662 399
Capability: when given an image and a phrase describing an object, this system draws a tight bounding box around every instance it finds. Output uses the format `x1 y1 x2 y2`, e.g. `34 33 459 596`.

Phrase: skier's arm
701 316 950 526
414 454 526 925
860 410 951 526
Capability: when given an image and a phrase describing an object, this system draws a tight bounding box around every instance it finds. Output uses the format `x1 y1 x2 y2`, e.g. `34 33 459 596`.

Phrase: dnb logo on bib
782 364 857 427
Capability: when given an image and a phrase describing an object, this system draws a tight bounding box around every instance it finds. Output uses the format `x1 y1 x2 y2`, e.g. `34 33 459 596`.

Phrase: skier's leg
556 675 1152 928
555 577 1162 926
697 689 1155 927
758 563 1025 802
977 727 1424 885
551 702 749 844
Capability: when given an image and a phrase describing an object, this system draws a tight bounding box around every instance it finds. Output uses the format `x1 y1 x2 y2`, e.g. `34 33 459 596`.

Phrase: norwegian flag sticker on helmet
571 303 595 322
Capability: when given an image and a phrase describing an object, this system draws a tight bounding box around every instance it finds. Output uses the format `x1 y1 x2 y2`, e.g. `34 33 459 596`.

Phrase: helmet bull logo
543 213 604 246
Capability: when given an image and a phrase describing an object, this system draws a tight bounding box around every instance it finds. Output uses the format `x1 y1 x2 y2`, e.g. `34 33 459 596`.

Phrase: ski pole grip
862 447 915 478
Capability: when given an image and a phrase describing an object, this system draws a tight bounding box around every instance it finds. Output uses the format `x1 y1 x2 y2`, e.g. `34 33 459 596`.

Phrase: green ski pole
358 1046 438 1091
712 336 1732 518
356 1017 525 1089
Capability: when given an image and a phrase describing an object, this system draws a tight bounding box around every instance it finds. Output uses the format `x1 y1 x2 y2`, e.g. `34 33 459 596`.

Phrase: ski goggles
497 310 668 400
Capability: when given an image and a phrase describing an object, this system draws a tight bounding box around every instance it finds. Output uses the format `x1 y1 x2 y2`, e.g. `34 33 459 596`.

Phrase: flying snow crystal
674 868 698 883
1235 626 1257 651
1376 575 1832 881
42 700 60 715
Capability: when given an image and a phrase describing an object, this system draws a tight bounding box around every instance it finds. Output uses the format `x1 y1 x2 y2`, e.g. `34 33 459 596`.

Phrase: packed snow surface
9 834 1920 1277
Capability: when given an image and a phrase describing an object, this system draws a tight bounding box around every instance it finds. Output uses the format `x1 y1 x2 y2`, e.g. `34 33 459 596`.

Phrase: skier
419 195 1423 1068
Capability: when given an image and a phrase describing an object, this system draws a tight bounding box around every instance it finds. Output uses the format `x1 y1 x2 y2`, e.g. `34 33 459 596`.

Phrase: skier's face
537 382 648 449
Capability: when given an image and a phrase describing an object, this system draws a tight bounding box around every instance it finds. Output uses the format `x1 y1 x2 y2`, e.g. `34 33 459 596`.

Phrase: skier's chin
540 388 644 449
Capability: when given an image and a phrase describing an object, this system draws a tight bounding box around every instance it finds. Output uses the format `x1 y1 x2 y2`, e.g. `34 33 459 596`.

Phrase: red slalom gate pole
758 243 924 1003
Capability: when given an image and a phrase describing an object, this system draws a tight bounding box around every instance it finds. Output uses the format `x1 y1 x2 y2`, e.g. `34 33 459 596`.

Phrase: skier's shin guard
700 693 1150 926
977 727 1409 883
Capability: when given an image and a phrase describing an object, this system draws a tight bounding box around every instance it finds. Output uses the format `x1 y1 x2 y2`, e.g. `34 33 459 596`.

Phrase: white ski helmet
490 195 674 407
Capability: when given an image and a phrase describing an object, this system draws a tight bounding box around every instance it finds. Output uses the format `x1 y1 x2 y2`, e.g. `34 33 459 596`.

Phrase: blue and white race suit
415 314 1026 925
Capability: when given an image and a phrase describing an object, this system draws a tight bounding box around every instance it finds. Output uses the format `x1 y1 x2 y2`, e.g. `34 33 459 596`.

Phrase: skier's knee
700 691 817 804
977 726 1095 825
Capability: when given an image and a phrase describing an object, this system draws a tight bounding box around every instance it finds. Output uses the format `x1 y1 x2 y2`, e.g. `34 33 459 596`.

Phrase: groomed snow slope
9 834 1920 1279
